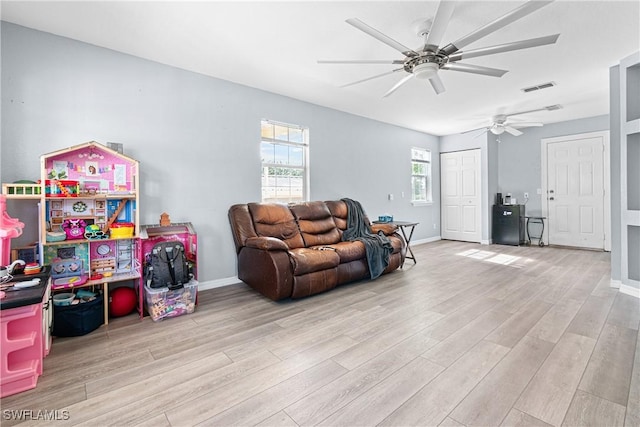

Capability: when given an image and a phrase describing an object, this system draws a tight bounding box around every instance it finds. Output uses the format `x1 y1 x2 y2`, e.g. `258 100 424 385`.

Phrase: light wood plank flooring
2 240 639 426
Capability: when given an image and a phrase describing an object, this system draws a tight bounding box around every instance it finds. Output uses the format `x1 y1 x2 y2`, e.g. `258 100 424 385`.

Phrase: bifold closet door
440 149 482 243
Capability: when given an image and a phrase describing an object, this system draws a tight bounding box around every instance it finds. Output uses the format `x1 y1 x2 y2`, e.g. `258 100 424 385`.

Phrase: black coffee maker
496 193 503 205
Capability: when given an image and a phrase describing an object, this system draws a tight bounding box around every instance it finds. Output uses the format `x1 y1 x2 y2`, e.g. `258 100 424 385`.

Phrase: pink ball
109 286 137 317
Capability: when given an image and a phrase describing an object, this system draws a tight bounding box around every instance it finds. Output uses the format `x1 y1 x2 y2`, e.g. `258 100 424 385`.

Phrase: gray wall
1 22 440 284
441 115 610 245
497 115 610 217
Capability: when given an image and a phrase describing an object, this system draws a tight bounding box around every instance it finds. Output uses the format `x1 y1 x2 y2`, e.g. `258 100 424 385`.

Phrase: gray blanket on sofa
341 198 393 279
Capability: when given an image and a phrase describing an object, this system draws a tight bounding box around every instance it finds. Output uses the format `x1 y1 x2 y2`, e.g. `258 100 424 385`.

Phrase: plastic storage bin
109 222 134 238
144 280 197 321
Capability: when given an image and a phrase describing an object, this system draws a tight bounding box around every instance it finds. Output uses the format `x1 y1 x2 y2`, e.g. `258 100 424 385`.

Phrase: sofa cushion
288 247 340 275
316 241 366 263
248 203 305 249
290 201 341 247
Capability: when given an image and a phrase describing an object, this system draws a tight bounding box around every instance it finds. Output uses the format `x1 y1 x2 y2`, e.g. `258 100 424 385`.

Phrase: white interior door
545 135 605 249
441 149 481 243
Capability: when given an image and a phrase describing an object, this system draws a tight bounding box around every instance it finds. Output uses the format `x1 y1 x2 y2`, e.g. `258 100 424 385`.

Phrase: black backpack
145 241 191 290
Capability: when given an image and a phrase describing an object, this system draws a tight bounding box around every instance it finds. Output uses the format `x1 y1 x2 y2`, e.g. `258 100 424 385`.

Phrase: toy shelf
2 183 41 199
39 142 142 326
44 237 136 246
44 194 136 200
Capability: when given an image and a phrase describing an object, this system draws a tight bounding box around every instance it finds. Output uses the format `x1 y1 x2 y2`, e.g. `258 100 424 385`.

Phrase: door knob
549 190 555 193
549 197 555 200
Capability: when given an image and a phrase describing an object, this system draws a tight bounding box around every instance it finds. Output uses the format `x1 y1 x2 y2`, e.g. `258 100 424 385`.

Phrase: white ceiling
1 1 639 136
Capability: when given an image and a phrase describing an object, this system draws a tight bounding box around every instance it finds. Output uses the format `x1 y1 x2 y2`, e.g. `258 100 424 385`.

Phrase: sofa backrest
247 202 305 249
228 204 258 253
325 199 372 238
325 200 348 238
289 201 341 247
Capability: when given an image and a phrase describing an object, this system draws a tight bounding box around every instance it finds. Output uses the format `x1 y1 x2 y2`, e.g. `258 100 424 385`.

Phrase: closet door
440 149 482 243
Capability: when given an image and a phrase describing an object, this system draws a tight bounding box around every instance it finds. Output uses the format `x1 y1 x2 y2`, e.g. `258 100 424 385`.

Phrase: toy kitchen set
1 141 142 397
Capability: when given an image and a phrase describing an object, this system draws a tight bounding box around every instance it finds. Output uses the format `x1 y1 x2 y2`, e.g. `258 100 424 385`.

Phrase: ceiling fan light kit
320 0 559 96
490 124 506 135
412 62 439 80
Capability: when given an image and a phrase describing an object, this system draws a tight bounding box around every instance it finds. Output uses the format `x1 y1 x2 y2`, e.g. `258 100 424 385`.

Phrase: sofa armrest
238 247 293 301
245 236 289 251
371 223 398 235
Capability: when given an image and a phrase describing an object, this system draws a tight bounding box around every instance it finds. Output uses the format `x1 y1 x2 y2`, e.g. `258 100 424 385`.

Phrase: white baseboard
412 236 441 246
619 284 640 299
481 239 491 245
197 276 240 291
610 279 622 289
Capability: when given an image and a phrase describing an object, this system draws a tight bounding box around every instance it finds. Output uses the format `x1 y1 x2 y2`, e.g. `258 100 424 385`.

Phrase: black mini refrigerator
493 205 526 246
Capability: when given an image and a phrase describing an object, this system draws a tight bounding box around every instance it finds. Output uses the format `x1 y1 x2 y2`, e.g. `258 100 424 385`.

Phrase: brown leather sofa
228 200 406 300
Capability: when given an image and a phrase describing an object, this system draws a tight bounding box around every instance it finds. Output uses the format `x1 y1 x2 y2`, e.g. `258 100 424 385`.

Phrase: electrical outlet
388 193 394 201
433 223 437 230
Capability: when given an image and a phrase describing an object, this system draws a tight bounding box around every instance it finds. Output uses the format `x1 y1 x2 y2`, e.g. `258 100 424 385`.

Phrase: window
411 147 432 203
260 119 309 203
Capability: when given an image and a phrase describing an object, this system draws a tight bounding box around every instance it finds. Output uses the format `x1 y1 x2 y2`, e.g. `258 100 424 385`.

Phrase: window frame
411 147 432 205
260 119 310 203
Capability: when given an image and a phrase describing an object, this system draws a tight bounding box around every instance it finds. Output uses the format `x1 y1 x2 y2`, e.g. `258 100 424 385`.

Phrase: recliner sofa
228 200 406 300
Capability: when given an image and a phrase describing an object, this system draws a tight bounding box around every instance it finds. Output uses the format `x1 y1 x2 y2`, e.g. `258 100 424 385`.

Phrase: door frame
540 130 610 250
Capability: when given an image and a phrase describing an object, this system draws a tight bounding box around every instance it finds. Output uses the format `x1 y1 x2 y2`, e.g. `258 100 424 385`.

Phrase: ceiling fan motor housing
405 54 447 78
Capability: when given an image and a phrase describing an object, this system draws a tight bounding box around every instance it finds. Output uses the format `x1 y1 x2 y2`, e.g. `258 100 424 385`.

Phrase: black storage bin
53 293 104 337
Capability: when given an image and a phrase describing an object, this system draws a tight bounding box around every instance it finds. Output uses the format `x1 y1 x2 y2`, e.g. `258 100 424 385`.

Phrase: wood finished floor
2 240 639 427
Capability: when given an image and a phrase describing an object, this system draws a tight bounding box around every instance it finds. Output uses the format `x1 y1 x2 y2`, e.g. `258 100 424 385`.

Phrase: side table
525 216 546 247
383 221 419 267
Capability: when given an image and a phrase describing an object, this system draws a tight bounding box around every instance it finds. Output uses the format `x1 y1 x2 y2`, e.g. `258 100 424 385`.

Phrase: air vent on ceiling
544 104 562 111
521 81 556 93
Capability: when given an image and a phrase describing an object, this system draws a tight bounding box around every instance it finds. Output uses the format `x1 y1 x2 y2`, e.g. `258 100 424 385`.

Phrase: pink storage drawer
0 303 43 398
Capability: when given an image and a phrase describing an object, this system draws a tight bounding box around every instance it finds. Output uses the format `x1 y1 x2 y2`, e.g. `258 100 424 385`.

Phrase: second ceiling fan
320 0 560 96
465 104 563 137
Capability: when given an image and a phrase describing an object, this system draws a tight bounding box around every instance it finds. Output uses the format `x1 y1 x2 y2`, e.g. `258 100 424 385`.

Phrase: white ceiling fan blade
507 104 562 117
318 59 404 64
340 68 404 88
510 122 543 128
383 74 414 97
442 63 508 77
346 18 419 57
424 1 456 52
440 0 554 56
447 34 560 62
428 73 446 94
505 126 524 136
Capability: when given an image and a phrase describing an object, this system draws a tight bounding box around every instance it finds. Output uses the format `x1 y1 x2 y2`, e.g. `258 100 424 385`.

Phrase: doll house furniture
38 141 142 326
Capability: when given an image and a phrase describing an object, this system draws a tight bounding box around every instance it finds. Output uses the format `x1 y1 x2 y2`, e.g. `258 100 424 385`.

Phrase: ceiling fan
319 0 559 96
465 104 563 137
